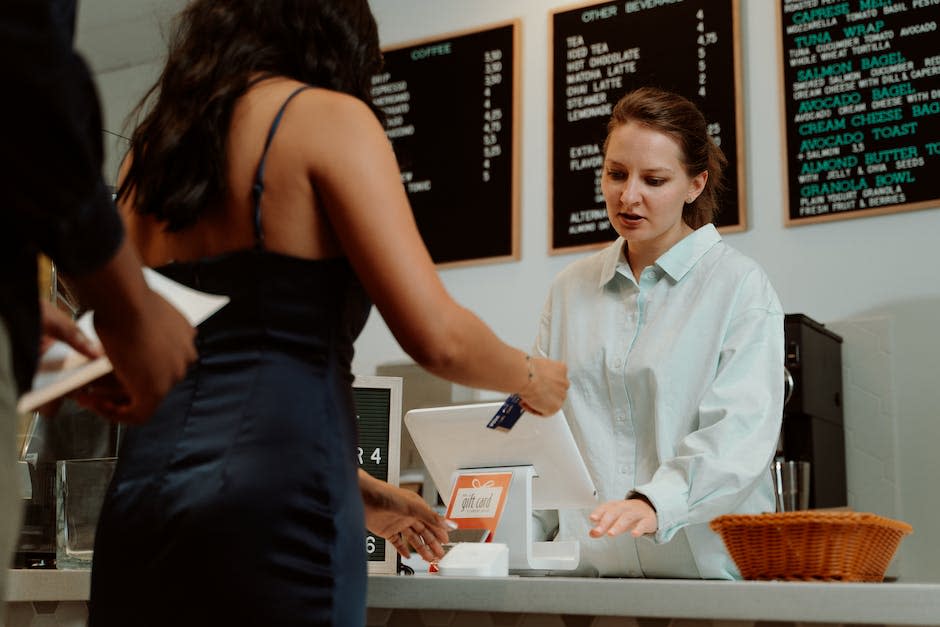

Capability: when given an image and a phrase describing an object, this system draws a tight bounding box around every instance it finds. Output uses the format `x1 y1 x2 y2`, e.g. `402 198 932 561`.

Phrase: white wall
87 0 940 581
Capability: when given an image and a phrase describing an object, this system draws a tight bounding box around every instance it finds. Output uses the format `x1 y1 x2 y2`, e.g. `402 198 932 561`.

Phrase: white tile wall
827 316 904 578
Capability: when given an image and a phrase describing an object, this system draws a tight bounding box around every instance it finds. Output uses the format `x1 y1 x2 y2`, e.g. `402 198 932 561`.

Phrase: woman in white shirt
536 87 784 579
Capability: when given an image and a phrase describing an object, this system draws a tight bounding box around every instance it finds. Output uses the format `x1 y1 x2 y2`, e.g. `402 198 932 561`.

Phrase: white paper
17 268 229 414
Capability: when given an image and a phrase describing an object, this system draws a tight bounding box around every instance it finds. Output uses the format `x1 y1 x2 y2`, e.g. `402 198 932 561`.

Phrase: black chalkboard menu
550 0 745 254
353 376 402 575
779 1 940 225
372 22 519 267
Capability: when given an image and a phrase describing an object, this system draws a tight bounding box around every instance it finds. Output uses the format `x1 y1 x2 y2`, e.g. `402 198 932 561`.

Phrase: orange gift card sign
445 471 513 541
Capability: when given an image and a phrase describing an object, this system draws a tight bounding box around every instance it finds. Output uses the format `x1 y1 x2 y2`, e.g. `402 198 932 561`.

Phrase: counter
368 574 940 625
6 569 940 626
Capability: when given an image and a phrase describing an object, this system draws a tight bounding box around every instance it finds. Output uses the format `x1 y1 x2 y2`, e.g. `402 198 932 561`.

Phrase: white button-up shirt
535 224 784 579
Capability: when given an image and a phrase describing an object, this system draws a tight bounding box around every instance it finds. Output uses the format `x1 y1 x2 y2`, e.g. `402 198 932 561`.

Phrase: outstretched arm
305 93 568 416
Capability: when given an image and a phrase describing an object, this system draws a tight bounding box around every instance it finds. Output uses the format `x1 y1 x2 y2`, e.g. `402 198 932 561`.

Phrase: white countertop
7 569 90 602
369 574 940 625
9 569 940 625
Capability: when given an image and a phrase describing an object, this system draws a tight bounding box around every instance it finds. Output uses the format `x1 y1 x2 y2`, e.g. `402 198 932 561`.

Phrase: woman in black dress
87 1 568 625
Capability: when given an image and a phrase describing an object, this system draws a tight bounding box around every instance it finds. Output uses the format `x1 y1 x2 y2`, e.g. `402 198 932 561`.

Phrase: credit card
486 394 525 431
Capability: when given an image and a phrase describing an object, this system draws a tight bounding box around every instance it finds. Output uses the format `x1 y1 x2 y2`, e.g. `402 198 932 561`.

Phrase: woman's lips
617 212 646 230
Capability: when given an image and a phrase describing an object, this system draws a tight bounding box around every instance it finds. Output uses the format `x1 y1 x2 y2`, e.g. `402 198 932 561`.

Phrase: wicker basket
709 511 912 582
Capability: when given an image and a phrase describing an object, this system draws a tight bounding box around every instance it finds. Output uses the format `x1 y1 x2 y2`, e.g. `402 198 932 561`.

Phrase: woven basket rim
710 511 913 535
709 511 913 581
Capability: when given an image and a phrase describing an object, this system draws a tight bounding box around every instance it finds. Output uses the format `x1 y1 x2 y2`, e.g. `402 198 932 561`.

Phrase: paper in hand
17 268 229 414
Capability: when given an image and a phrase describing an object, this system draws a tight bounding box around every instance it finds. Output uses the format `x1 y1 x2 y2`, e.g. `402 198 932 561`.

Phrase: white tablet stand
451 465 580 572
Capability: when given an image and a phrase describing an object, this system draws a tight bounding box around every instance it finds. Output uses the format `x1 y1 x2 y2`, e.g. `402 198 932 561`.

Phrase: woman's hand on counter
588 497 658 539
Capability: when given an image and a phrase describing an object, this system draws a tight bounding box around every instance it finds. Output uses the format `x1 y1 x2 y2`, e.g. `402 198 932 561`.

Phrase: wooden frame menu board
779 1 940 226
550 0 745 255
372 22 520 267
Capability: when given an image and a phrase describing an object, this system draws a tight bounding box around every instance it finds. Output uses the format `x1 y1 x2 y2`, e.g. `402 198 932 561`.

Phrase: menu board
779 1 940 225
353 375 402 574
550 0 745 254
371 22 519 267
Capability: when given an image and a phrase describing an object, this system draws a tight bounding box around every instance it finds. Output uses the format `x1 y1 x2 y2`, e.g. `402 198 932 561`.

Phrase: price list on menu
551 0 743 253
370 22 519 266
780 0 940 224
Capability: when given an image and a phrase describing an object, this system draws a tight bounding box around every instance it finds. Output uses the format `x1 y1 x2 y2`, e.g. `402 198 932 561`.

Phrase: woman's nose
620 179 639 206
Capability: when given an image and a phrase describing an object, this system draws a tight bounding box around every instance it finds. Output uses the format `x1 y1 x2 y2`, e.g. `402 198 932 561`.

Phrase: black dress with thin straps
89 87 373 626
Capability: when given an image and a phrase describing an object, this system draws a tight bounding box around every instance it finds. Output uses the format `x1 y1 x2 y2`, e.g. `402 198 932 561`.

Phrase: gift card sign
445 471 513 541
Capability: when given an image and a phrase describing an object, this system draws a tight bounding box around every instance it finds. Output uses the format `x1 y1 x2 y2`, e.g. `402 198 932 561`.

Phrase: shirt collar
655 223 721 282
598 223 721 287
598 238 627 287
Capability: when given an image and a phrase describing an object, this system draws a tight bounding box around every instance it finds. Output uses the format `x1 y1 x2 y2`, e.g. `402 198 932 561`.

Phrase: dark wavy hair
119 0 384 230
604 87 727 228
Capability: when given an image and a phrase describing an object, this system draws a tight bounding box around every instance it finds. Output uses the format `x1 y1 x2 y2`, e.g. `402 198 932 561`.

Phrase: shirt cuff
633 479 689 544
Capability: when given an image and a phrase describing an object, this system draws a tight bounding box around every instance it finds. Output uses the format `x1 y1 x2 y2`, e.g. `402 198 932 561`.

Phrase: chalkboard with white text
779 0 940 225
371 22 519 266
551 0 745 254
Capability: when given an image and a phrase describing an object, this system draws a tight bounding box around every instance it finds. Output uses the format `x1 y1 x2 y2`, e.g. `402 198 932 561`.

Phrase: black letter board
372 22 520 267
779 0 940 225
550 0 745 254
352 375 402 574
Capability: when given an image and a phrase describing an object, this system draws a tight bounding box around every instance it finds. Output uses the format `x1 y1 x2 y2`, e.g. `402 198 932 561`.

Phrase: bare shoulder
285 86 393 174
291 86 383 135
240 77 379 131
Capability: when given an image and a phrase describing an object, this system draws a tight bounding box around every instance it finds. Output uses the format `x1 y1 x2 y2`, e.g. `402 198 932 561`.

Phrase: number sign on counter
779 0 940 225
550 0 745 254
371 22 519 267
353 375 403 574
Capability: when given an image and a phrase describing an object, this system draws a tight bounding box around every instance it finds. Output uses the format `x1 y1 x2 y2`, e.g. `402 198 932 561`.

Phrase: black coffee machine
780 313 847 509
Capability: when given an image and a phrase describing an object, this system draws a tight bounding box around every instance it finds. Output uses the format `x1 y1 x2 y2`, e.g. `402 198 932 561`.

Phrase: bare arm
306 93 567 413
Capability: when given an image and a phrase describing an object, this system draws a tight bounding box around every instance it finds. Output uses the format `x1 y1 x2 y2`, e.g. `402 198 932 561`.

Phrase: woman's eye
606 170 625 180
646 178 665 186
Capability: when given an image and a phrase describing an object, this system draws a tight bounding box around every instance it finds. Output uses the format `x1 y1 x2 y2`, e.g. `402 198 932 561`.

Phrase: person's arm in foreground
1 1 197 423
68 238 197 423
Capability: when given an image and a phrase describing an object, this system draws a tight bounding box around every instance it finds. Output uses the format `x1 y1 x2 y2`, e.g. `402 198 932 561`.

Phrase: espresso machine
779 313 847 509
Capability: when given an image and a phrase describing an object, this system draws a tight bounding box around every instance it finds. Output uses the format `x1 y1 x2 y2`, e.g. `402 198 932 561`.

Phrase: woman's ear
688 170 708 202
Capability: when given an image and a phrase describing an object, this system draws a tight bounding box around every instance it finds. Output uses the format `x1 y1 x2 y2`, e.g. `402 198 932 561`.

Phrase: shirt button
612 359 622 369
615 412 625 422
619 465 629 474
644 269 656 279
